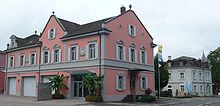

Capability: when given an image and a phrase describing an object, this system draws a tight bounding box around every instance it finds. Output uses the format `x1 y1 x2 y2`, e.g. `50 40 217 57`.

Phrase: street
0 94 220 106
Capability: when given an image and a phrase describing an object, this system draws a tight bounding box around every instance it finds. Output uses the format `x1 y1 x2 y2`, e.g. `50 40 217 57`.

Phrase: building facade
164 55 213 97
0 50 6 93
5 7 156 101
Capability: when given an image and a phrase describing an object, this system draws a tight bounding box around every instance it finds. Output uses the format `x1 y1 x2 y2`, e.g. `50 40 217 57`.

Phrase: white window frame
116 44 126 61
140 76 148 90
87 42 98 59
140 50 147 64
116 75 126 91
194 85 196 92
30 53 36 65
48 28 56 39
180 72 184 79
193 71 196 80
129 48 137 63
128 24 136 37
200 85 203 93
42 51 50 64
52 49 61 63
199 72 202 80
9 56 14 67
68 45 79 61
19 54 25 66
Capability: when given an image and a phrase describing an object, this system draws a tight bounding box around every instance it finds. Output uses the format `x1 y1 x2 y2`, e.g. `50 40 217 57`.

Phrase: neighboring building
5 6 156 101
164 54 212 97
0 50 6 93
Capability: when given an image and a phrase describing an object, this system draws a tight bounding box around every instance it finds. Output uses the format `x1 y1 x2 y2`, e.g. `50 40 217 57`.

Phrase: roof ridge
80 17 114 26
58 18 80 26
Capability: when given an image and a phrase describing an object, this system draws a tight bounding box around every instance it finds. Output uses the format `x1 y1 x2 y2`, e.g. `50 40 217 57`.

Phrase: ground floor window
140 76 148 90
180 85 184 92
116 75 126 90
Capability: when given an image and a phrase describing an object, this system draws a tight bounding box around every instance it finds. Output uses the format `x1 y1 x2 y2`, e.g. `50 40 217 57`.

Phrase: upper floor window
43 51 50 64
194 85 196 92
88 42 98 59
193 72 196 80
169 73 171 80
199 72 202 80
180 73 184 79
48 28 56 39
128 25 136 36
140 76 148 90
19 55 25 66
30 53 36 65
200 85 203 93
116 44 125 61
129 48 136 63
140 50 147 64
69 46 78 61
53 49 61 63
116 75 126 90
9 56 14 67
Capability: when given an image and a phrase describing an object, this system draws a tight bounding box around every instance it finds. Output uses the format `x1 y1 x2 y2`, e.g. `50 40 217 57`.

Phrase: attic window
48 28 56 39
128 25 136 37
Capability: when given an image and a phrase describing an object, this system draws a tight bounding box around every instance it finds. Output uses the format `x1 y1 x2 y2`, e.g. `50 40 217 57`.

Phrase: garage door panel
9 77 16 95
23 77 36 97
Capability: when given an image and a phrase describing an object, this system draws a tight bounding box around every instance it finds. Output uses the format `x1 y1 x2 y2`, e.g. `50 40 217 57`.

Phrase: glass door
74 81 84 97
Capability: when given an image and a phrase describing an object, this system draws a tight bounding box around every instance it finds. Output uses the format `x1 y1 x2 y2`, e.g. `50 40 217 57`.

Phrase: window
19 55 24 66
69 46 78 61
140 50 147 64
116 75 126 90
194 85 196 92
9 56 14 67
30 53 36 65
169 73 171 80
129 48 136 62
128 25 136 36
48 28 55 39
88 43 97 59
193 72 196 80
140 76 148 90
199 73 202 80
207 72 210 81
180 85 184 91
200 85 203 94
53 49 60 63
43 51 49 64
180 73 184 79
116 45 125 61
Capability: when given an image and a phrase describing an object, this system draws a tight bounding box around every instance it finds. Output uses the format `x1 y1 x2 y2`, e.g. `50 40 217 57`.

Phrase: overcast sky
0 0 219 60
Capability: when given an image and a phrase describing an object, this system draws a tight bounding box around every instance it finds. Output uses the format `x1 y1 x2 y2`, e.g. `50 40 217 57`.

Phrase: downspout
37 41 42 100
98 31 102 76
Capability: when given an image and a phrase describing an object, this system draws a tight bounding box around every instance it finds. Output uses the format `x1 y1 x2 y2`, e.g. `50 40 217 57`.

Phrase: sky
0 0 219 60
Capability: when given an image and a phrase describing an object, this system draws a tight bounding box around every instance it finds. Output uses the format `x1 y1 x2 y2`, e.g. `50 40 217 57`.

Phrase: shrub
140 95 156 103
160 90 172 97
145 88 152 96
85 95 103 102
52 94 65 99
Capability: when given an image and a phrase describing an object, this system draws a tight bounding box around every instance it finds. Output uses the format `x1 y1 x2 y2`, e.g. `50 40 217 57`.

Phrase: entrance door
74 81 83 97
9 77 16 95
72 75 88 98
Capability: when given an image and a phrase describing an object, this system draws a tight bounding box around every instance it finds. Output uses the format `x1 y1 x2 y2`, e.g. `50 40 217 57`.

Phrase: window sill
116 89 126 92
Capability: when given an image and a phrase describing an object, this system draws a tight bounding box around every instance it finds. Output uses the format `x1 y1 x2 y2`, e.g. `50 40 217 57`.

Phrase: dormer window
48 28 56 39
128 25 136 36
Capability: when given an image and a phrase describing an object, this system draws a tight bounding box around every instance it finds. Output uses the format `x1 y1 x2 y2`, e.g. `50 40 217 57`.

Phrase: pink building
5 6 156 101
0 50 6 93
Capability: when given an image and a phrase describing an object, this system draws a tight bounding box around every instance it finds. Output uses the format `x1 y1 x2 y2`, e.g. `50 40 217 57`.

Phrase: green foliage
160 90 172 97
85 95 103 102
48 73 69 95
83 73 103 96
145 88 152 96
140 95 156 103
154 54 169 90
207 47 220 94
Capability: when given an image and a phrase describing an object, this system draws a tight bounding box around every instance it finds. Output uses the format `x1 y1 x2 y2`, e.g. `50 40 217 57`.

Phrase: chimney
168 56 171 60
120 5 126 14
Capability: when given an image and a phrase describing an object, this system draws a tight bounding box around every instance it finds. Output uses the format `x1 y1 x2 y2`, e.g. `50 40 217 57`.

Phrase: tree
48 73 69 95
154 54 169 91
83 73 103 96
207 47 220 95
